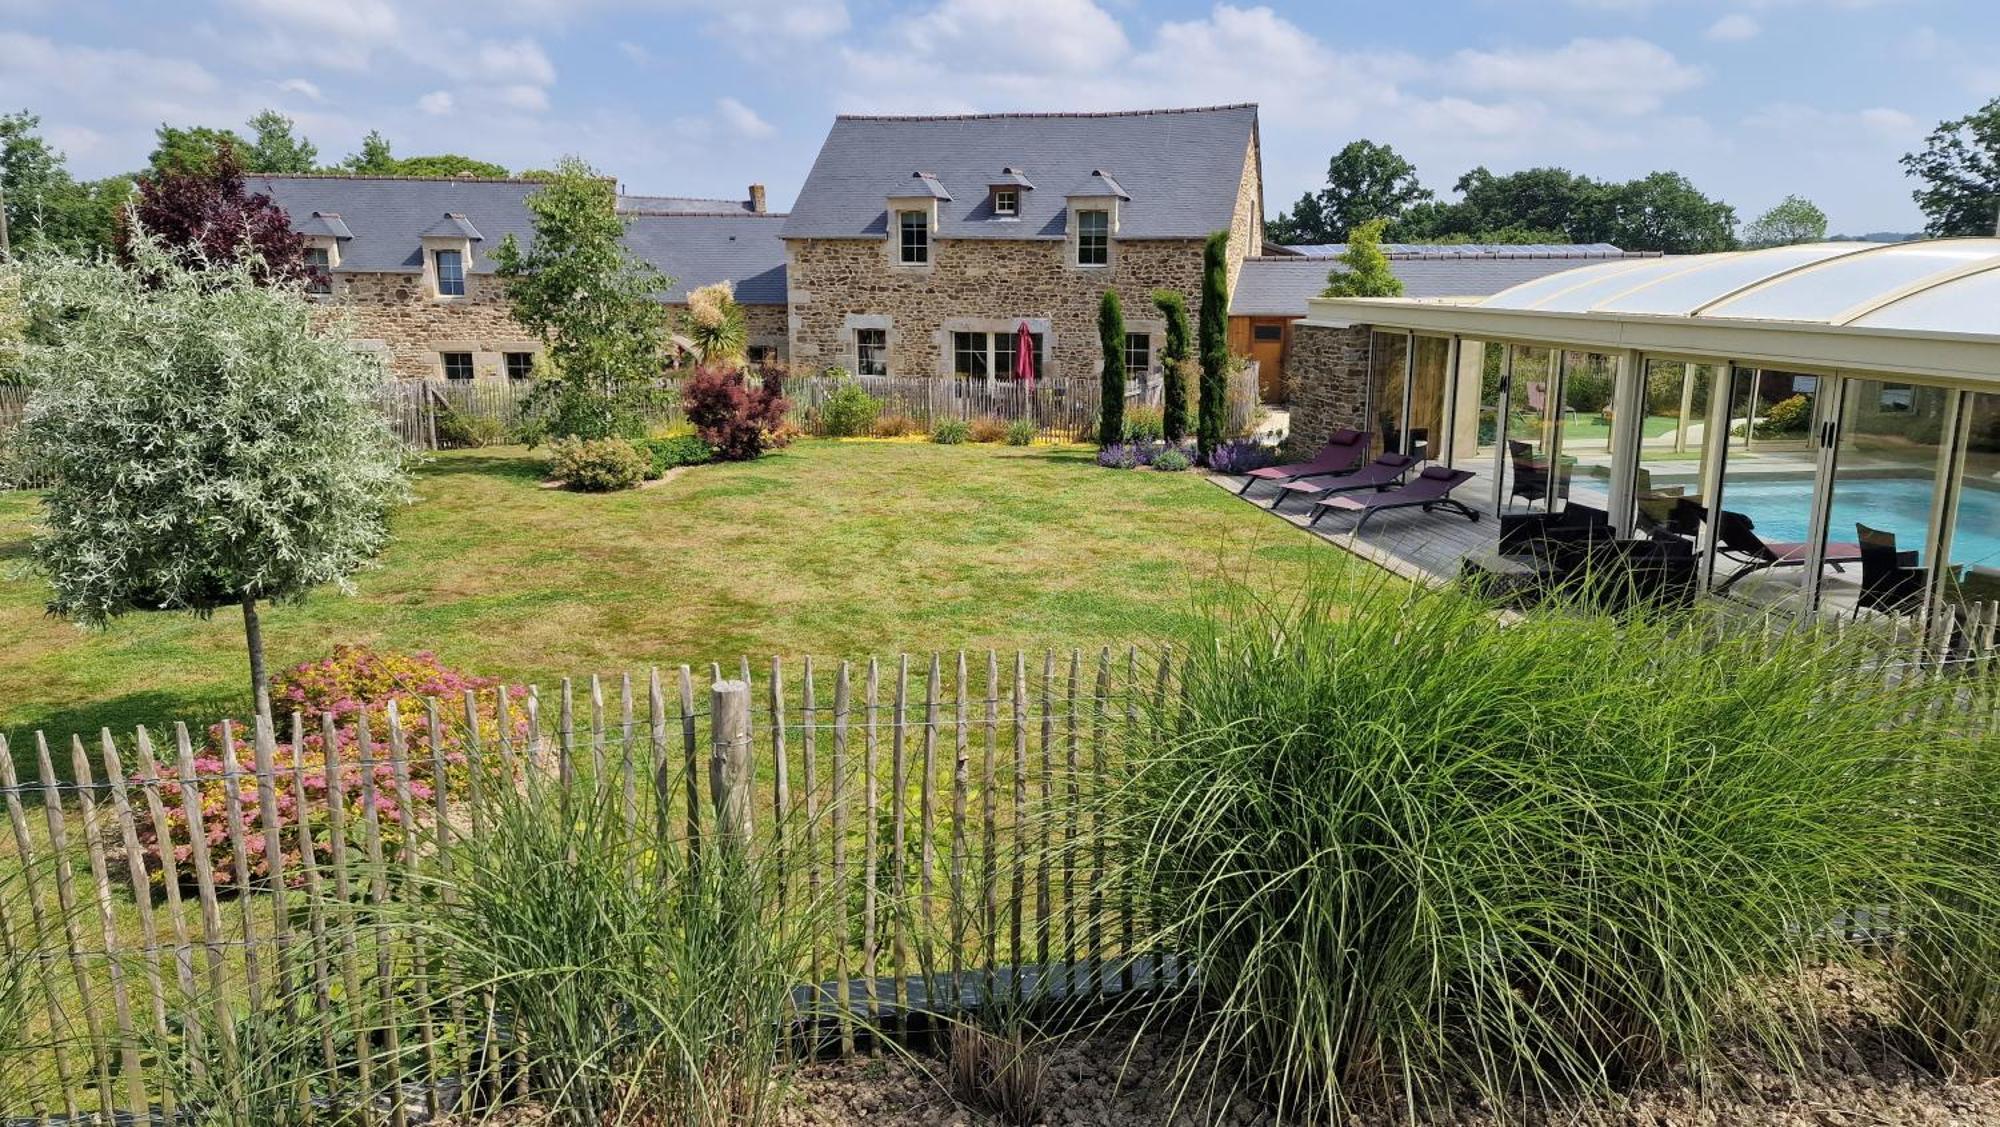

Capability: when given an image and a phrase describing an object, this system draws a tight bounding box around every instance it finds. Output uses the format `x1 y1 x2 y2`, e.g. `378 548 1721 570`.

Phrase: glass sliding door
1501 346 1570 513
1366 330 1409 461
1945 392 2000 607
1479 342 1512 512
1402 335 1451 462
1823 380 1953 624
1633 360 1719 543
1709 367 1832 609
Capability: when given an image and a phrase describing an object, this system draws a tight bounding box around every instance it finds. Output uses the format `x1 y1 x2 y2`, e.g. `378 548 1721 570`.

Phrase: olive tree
13 232 409 718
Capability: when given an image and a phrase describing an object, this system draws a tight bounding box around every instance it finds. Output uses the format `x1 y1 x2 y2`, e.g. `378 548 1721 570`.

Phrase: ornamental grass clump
1113 576 1993 1122
411 769 808 1126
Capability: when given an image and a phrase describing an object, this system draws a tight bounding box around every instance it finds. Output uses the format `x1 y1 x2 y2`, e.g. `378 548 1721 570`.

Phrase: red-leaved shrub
136 646 525 892
682 360 791 460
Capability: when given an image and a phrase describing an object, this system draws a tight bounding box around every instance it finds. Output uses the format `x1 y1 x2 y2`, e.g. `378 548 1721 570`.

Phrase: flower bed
136 646 524 892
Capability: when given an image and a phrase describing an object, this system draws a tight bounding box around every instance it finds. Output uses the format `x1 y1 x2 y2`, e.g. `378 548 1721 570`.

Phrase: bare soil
771 968 2000 1127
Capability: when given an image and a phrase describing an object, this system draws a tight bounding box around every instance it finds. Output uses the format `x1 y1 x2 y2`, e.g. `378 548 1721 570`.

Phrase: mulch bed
772 967 2000 1126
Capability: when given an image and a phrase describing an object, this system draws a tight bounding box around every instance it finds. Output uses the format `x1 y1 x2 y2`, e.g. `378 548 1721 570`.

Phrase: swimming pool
1717 477 2000 569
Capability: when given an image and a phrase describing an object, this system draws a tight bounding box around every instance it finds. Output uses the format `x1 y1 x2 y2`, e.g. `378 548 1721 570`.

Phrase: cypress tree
1197 230 1230 462
1097 289 1126 447
1152 289 1192 442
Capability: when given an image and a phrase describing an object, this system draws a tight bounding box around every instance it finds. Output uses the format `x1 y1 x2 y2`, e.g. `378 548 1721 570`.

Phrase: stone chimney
749 183 767 214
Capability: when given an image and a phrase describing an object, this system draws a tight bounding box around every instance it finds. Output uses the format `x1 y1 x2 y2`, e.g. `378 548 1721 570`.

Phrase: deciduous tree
495 157 671 442
338 131 511 179
148 124 247 177
1097 289 1126 448
122 141 308 283
1 111 129 256
13 233 409 718
1902 96 2000 237
1267 140 1432 244
1742 194 1828 247
245 109 319 174
1322 218 1404 298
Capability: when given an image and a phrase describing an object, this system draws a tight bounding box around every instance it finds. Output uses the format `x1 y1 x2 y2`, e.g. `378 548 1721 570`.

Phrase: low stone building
779 105 1265 384
1230 244 1652 406
248 174 789 380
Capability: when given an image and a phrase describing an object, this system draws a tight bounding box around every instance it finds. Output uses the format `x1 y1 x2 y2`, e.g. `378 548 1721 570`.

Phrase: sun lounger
1310 466 1481 534
1236 429 1370 498
1271 453 1416 512
1712 509 1861 593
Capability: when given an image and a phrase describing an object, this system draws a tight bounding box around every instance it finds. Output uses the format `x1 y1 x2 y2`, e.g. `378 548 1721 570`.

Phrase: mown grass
0 440 1333 756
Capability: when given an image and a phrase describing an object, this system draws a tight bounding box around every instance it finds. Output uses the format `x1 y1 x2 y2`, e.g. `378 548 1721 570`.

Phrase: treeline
2 109 529 257
1266 140 1740 254
1272 97 2000 251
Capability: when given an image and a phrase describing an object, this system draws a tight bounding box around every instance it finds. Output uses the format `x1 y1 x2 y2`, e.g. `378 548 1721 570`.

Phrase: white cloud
278 77 325 101
473 38 558 86
716 96 776 139
488 84 553 113
617 40 651 63
1448 37 1703 115
705 0 851 44
417 90 456 116
896 0 1128 77
1705 14 1760 41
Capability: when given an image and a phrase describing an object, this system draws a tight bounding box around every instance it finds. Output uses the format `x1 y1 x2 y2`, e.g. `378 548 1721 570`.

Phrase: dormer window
993 188 1018 217
304 247 332 295
434 248 466 296
898 210 930 265
1077 210 1110 266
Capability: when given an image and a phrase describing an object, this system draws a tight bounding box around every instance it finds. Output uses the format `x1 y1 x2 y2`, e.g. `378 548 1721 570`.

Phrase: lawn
0 439 1335 750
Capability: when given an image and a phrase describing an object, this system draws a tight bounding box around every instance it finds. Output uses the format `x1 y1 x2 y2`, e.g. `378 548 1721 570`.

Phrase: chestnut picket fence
0 647 1171 1125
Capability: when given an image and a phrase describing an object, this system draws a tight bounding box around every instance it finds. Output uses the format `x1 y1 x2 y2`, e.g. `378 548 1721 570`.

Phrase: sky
2 0 1995 235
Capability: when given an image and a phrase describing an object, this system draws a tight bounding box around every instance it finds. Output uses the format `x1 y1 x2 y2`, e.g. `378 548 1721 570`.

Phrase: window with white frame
441 351 474 380
434 249 466 296
304 247 332 294
1076 209 1109 266
1124 332 1151 377
952 331 990 379
856 328 888 376
898 210 929 265
950 330 1047 380
993 188 1018 216
994 331 1046 380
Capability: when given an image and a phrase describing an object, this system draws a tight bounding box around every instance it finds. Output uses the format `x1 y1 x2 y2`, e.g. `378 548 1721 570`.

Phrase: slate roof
251 175 789 303
617 194 759 214
419 213 484 240
1280 242 1634 260
296 211 352 239
621 212 790 305
1231 252 1660 316
781 105 1259 241
249 175 548 273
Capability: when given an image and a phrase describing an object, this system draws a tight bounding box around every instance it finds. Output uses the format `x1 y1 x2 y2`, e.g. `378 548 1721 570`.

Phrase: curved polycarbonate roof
1478 239 2000 338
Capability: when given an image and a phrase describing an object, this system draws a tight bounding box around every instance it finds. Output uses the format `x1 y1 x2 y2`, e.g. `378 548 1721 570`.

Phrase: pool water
1718 478 2000 570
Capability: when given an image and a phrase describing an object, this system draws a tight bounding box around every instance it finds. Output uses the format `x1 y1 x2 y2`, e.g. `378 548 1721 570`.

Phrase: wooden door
1248 318 1289 402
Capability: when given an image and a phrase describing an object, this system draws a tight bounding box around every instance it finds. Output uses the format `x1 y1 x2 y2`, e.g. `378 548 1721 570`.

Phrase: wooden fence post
710 679 753 849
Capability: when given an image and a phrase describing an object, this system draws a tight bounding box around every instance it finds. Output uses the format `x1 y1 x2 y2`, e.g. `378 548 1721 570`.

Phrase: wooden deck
1209 468 1505 585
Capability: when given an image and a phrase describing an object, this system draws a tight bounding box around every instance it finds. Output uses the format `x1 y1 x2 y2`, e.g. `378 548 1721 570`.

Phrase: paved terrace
1206 461 1883 617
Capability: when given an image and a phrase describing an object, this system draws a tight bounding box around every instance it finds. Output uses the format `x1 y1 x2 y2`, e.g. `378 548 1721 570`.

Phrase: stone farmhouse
249 105 1646 409
249 174 788 381
779 105 1265 385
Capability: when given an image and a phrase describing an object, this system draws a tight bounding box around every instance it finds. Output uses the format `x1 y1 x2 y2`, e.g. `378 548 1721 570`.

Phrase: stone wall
319 273 789 380
786 135 1261 381
785 236 1210 380
329 273 537 381
1286 322 1373 451
1226 135 1262 298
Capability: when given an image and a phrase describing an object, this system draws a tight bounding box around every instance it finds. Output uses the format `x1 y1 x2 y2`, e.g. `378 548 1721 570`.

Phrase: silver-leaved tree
14 229 410 718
